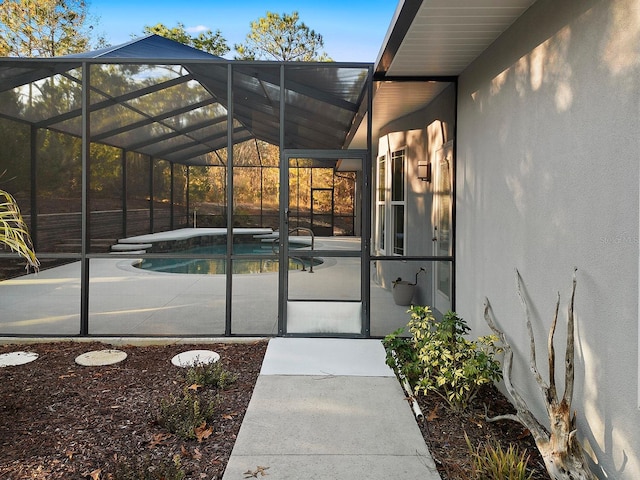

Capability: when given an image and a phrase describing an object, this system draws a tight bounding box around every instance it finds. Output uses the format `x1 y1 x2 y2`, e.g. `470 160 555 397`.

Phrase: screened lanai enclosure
0 35 455 338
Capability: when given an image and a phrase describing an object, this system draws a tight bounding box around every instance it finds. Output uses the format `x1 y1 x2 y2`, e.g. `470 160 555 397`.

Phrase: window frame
375 153 387 254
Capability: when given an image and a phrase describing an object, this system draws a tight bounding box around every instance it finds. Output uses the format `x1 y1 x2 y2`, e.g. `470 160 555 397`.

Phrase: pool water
135 243 319 275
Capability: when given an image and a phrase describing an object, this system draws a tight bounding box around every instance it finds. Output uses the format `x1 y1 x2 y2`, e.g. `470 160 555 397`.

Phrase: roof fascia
375 0 423 77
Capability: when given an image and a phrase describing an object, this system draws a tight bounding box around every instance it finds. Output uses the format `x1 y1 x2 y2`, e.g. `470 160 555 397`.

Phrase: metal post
149 156 154 233
29 126 38 250
170 162 175 230
224 63 233 336
186 166 190 227
122 149 127 238
80 62 90 336
277 64 287 336
451 78 458 312
362 65 373 337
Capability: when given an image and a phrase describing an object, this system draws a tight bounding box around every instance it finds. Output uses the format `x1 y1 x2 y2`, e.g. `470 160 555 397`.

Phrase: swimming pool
134 242 320 275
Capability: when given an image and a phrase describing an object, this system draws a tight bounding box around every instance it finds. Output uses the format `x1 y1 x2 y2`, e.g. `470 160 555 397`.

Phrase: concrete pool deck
0 236 413 337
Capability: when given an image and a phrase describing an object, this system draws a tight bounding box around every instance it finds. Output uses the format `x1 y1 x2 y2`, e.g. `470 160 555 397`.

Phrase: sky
88 0 399 62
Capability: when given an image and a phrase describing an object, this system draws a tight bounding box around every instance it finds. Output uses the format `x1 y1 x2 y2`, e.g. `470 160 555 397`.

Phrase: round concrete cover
171 350 220 368
75 349 128 366
0 351 39 367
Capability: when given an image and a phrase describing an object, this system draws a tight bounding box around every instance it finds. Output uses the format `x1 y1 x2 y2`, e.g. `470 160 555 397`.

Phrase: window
375 148 406 256
390 149 406 255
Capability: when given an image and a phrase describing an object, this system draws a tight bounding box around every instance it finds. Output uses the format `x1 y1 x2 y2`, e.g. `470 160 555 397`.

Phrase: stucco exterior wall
455 0 640 478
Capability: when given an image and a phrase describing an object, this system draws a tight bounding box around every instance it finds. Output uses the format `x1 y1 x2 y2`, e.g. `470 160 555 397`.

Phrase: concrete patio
0 236 413 338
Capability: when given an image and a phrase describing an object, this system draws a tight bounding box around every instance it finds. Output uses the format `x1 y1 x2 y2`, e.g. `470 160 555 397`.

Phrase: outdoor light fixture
418 161 431 182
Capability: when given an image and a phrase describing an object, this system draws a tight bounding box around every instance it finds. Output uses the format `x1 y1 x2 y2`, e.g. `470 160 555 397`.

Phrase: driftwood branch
485 268 597 480
547 292 560 405
515 269 548 392
483 300 549 444
563 270 577 405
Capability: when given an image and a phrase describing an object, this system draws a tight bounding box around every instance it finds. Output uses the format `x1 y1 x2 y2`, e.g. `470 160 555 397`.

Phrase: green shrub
157 390 219 440
409 306 502 410
467 434 535 480
184 360 238 390
111 455 185 480
382 327 423 386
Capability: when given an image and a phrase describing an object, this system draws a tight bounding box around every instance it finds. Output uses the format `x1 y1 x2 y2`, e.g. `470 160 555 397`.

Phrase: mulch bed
0 341 267 480
414 385 551 479
0 339 551 480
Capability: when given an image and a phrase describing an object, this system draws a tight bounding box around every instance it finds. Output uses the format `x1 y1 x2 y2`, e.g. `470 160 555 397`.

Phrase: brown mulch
0 340 551 480
415 385 551 480
0 341 267 480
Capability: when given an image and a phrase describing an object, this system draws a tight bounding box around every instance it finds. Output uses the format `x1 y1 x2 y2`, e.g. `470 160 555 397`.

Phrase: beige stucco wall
455 0 640 478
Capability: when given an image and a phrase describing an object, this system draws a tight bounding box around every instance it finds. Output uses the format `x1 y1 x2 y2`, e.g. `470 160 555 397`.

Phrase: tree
143 23 229 57
235 11 331 61
0 0 94 57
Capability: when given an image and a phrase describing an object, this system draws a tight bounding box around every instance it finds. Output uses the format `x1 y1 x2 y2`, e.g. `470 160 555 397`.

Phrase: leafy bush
386 306 503 411
184 360 238 390
467 434 535 480
382 327 422 386
157 390 219 440
111 454 185 480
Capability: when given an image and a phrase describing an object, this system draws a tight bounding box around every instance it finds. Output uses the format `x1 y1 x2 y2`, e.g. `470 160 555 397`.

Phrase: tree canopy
234 11 331 61
142 23 229 57
0 0 94 57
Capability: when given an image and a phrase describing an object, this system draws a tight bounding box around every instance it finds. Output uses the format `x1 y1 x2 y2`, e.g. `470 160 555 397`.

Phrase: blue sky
89 0 398 62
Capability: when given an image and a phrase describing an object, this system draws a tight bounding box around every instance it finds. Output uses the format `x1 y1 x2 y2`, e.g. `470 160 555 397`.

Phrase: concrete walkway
222 338 440 480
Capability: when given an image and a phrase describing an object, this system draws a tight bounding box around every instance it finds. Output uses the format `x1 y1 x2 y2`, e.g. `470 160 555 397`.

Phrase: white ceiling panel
386 0 537 76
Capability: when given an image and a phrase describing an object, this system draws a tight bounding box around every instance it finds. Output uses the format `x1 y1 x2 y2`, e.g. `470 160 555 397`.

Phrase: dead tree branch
484 268 597 480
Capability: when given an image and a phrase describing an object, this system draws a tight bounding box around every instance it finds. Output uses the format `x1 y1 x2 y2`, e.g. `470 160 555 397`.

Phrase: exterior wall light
418 161 431 182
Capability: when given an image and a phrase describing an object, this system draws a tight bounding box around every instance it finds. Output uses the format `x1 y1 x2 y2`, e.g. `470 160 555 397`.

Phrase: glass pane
377 205 385 252
377 156 386 202
436 153 452 256
393 205 404 255
391 150 404 202
437 261 451 297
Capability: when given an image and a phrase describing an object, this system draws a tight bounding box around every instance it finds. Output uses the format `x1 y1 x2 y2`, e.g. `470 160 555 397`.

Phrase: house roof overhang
347 0 538 150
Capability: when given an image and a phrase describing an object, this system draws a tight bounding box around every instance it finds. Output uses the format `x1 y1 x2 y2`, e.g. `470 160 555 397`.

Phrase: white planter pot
392 281 415 306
